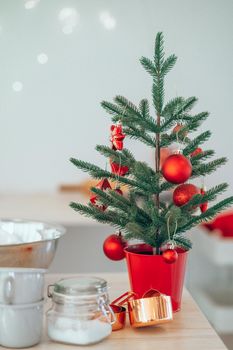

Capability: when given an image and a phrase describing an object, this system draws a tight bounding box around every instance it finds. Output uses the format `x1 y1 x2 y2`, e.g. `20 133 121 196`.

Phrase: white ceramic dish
0 268 46 304
0 300 44 348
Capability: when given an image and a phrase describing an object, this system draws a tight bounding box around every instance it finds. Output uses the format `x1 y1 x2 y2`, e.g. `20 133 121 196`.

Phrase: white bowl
0 268 46 304
0 219 65 268
0 300 44 348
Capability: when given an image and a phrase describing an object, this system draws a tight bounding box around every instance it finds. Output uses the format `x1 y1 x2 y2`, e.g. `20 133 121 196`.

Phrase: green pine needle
183 131 212 156
192 157 227 177
140 57 156 76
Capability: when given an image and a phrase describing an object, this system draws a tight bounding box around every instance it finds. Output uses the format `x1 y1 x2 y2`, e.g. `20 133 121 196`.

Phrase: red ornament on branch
161 154 192 184
103 233 126 261
190 147 203 158
110 160 129 176
172 123 188 137
173 183 200 207
200 186 208 213
162 249 178 264
90 178 111 211
110 122 125 150
115 187 123 196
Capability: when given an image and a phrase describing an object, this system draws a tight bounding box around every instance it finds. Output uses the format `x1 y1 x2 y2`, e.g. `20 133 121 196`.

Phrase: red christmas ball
115 187 123 196
103 234 126 261
173 183 200 207
162 249 178 264
190 147 203 157
172 123 188 136
161 154 192 184
200 187 208 213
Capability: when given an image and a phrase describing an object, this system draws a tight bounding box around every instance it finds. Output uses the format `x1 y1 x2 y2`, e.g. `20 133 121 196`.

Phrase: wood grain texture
31 273 228 350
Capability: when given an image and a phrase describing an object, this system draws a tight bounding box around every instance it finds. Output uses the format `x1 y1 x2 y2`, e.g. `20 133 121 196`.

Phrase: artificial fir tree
70 32 233 257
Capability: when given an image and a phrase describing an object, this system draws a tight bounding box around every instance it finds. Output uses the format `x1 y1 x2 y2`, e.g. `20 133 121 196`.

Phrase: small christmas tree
70 32 233 256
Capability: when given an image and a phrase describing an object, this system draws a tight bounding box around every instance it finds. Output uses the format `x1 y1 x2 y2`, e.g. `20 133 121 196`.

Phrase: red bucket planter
124 244 188 312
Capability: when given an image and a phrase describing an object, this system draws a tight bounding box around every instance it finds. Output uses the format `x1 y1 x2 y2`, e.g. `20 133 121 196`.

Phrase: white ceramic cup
0 268 46 304
0 300 44 348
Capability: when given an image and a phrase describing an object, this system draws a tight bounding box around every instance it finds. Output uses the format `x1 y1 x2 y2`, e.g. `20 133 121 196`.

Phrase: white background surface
0 0 232 194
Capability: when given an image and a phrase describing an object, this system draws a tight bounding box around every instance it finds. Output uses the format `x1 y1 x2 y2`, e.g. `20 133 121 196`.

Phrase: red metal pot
124 244 188 312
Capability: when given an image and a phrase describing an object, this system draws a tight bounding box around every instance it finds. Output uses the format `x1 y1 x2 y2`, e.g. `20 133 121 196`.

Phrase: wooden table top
29 273 227 350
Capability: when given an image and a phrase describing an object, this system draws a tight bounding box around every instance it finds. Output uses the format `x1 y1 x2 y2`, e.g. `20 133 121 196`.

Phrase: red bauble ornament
90 178 112 211
110 160 129 176
162 249 178 264
110 122 125 150
173 183 200 207
200 187 208 213
172 123 188 137
103 233 126 261
161 154 192 184
115 187 123 196
190 147 203 157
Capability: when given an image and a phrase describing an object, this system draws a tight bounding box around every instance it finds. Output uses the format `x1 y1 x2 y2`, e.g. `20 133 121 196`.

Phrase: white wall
0 0 233 195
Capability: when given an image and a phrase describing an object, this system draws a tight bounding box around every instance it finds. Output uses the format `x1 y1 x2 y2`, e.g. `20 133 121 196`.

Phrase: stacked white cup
0 268 46 348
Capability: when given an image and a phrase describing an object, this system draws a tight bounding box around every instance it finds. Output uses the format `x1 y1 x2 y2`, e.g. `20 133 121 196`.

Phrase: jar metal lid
53 276 107 297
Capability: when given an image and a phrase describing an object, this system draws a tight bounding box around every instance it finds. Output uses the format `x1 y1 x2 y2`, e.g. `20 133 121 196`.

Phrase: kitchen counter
32 273 227 350
0 193 95 227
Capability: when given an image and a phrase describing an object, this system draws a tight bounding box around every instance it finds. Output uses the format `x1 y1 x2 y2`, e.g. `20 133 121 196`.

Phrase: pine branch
92 187 152 225
90 187 128 213
110 190 151 223
96 145 135 167
114 95 158 133
162 97 184 118
154 32 165 69
162 96 197 119
70 202 128 228
192 157 227 177
143 196 164 226
101 101 125 117
160 133 190 148
159 114 179 132
184 112 209 132
139 99 150 118
182 131 211 156
190 150 215 164
140 57 156 77
125 223 157 246
181 183 228 211
121 148 136 161
114 95 141 118
173 236 192 250
70 158 148 191
161 54 177 76
139 99 157 132
159 181 176 192
169 111 208 136
203 183 228 201
152 32 165 114
131 164 161 194
124 126 156 147
176 196 233 234
152 79 164 115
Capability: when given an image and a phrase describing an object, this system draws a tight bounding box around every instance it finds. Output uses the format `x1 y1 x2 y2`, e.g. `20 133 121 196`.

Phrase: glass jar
46 276 115 346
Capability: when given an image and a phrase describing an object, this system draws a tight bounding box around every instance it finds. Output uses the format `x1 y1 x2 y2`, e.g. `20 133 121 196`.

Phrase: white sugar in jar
46 277 114 346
